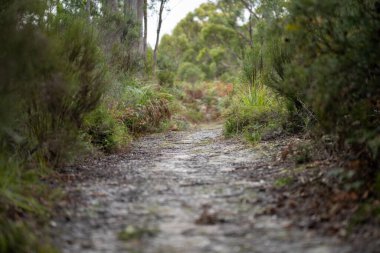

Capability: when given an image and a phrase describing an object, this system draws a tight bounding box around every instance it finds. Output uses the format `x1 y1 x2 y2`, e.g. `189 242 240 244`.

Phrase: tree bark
137 0 144 22
125 0 138 17
85 0 91 14
248 13 253 48
105 0 118 13
143 0 148 56
137 0 145 54
153 0 166 71
124 0 129 15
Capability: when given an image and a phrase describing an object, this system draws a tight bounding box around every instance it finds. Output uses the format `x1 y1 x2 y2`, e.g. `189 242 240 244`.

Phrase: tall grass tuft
224 82 287 143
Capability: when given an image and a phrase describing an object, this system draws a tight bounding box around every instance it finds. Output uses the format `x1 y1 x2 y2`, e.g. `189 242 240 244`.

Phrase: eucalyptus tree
157 1 251 80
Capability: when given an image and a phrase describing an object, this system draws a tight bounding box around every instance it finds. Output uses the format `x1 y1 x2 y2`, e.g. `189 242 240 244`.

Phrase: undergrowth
0 1 174 251
224 84 287 144
171 81 232 124
0 156 60 252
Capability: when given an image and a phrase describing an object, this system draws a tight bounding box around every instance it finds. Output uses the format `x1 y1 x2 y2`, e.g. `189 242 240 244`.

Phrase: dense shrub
113 84 172 133
157 70 175 87
224 85 287 142
1 2 107 166
83 106 131 153
0 219 57 253
282 0 380 170
177 62 205 84
0 0 177 251
0 159 57 252
0 1 106 250
239 0 379 172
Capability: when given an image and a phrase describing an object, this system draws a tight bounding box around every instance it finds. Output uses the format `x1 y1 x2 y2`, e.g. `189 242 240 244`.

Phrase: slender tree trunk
143 0 148 56
153 0 165 71
105 0 117 13
137 0 145 55
248 13 253 48
85 0 91 14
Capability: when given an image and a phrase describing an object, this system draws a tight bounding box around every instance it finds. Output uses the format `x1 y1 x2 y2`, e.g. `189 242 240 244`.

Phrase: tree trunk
124 0 129 15
105 0 117 13
85 0 91 14
125 0 137 16
137 0 144 23
137 0 145 55
143 0 148 56
153 0 165 71
248 13 254 48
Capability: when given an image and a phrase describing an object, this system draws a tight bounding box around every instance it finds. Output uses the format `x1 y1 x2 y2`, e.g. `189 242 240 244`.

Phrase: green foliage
145 48 155 78
118 225 158 242
0 219 58 253
294 143 313 165
0 160 44 216
235 0 379 172
84 106 131 153
114 84 172 134
2 0 378 249
0 0 149 250
33 17 106 166
275 177 294 187
281 0 380 169
0 158 58 253
0 1 108 249
351 202 380 226
157 70 175 87
241 7 312 132
1 1 107 166
224 85 287 143
177 62 205 84
157 1 247 81
375 173 380 197
176 81 230 123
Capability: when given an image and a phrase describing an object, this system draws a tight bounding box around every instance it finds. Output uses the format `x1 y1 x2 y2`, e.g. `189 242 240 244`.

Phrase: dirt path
53 124 351 253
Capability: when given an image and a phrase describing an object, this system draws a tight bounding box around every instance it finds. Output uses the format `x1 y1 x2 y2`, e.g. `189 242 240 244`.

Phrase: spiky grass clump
224 84 287 143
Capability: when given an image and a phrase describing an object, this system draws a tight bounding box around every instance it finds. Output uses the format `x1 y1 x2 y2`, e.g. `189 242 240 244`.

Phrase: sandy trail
53 124 351 253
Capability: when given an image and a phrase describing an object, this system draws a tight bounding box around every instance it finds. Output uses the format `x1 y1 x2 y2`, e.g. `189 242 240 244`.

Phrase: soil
52 124 370 253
